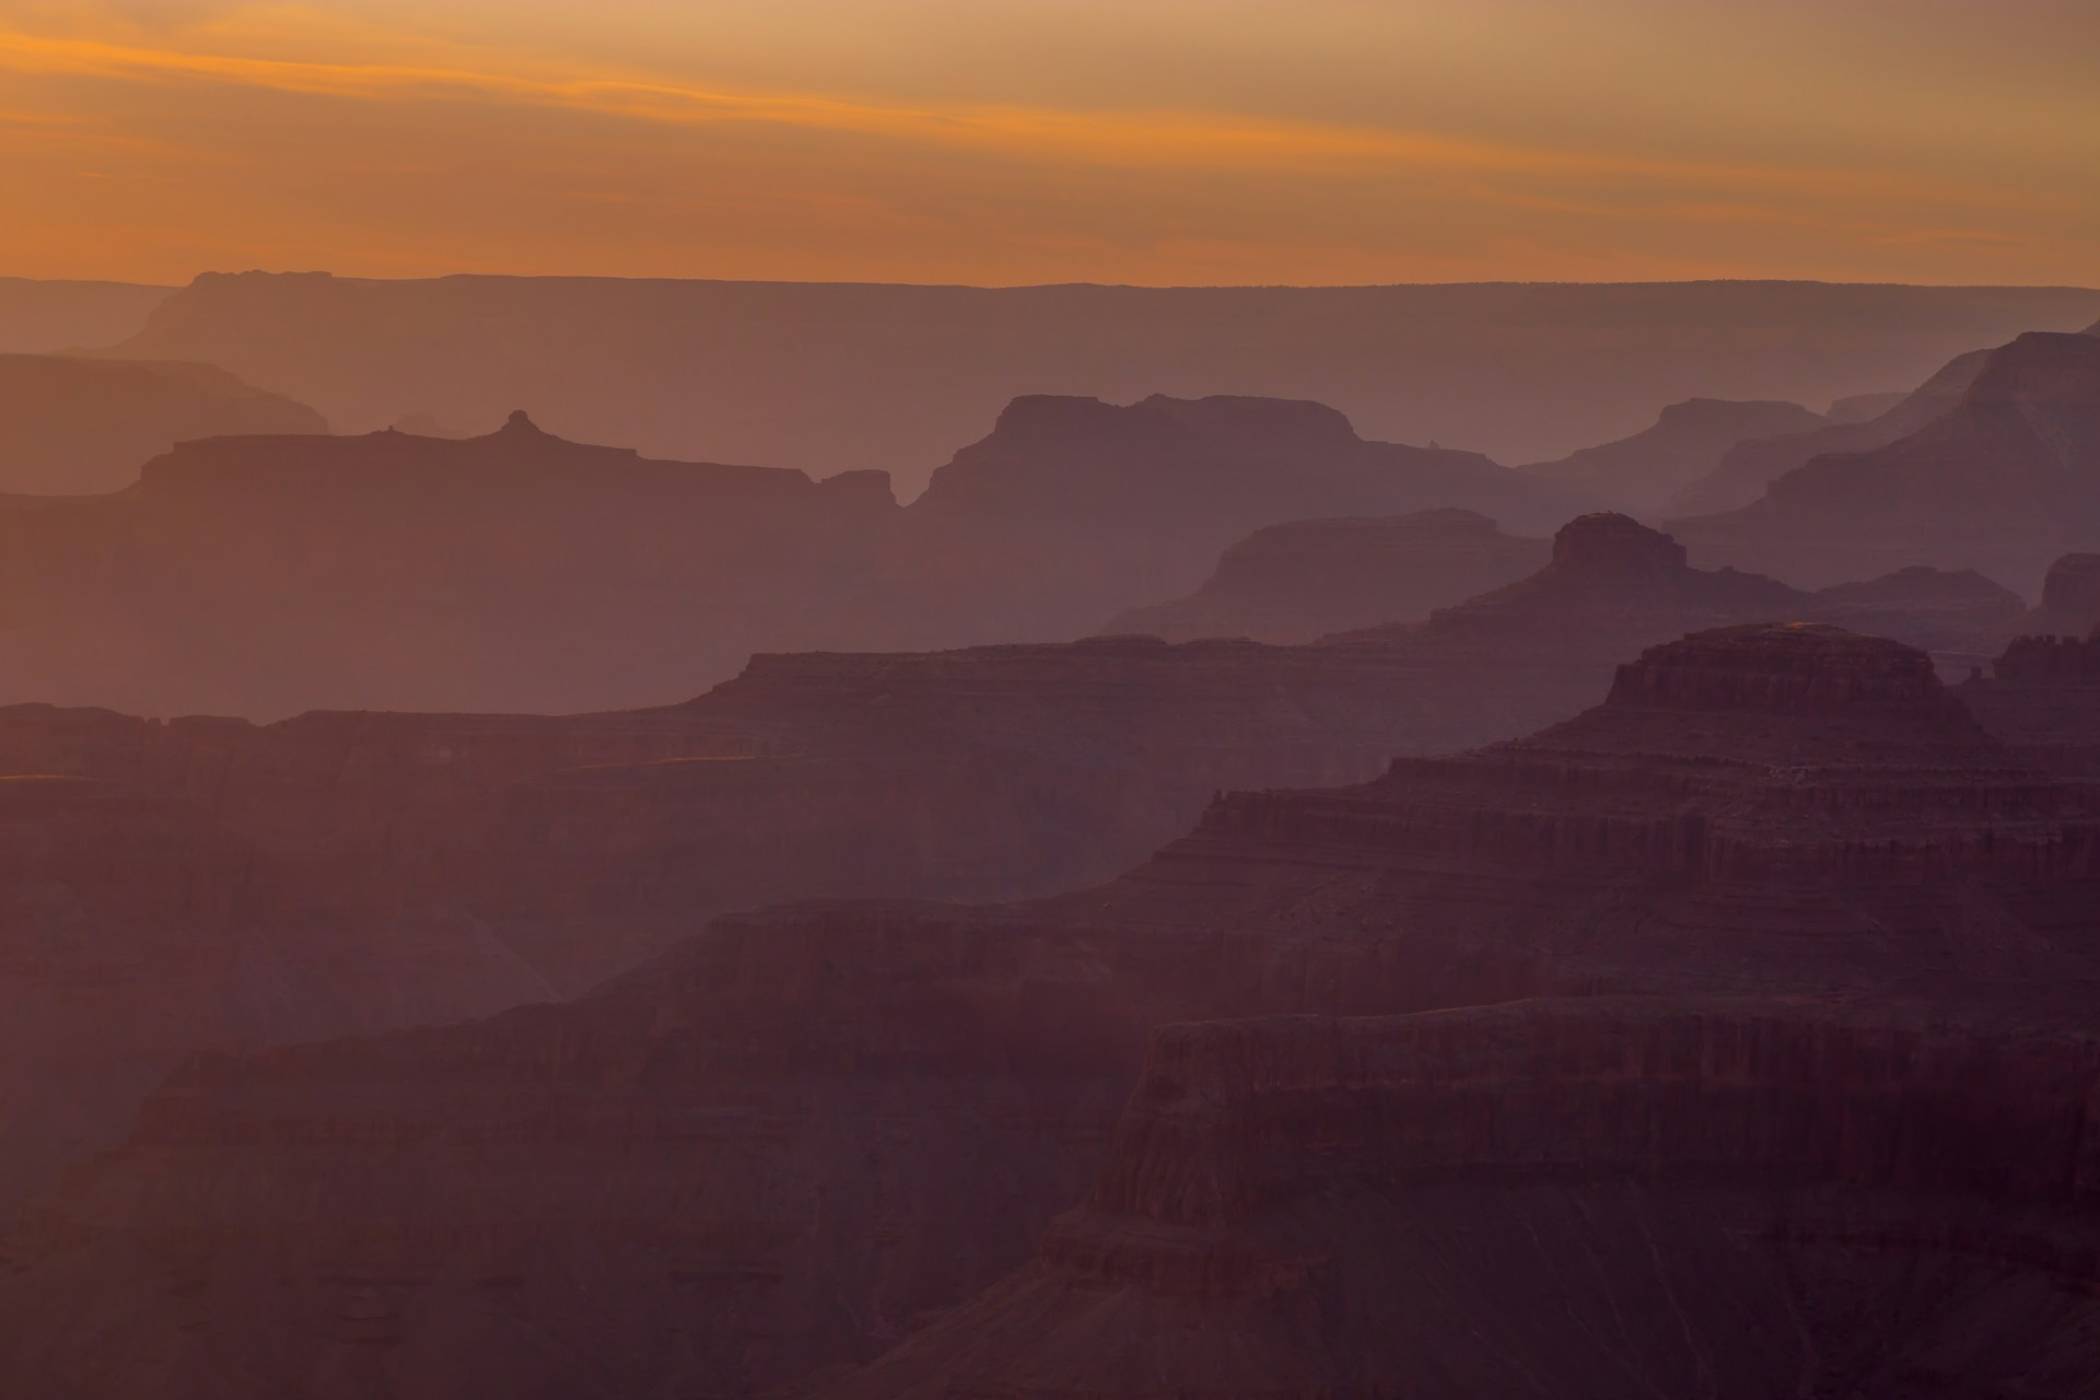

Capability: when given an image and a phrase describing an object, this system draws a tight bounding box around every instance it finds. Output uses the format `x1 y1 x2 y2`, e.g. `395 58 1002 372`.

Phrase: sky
2 0 2097 287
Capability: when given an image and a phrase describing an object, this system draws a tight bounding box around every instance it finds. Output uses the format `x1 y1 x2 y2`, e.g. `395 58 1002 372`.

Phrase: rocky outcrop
1099 509 1549 643
12 626 2100 1398
1671 330 2100 592
0 354 325 494
1519 396 1825 514
916 394 1580 533
2020 552 2100 637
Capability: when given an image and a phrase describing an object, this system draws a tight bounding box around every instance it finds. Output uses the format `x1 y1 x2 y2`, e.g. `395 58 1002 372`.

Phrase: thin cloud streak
0 27 2022 204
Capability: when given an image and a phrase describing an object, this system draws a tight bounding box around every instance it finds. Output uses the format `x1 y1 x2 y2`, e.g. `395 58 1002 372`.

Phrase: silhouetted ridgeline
105 272 2100 492
13 626 2100 1397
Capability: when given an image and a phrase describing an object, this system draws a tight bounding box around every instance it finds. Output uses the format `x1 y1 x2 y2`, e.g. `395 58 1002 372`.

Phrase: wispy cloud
0 24 1990 206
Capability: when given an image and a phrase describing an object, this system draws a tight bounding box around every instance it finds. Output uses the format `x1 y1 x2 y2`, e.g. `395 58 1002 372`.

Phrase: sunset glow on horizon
4 0 2097 287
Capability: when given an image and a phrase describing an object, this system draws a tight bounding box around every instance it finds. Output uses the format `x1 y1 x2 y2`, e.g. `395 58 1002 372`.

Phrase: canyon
8 623 2100 1397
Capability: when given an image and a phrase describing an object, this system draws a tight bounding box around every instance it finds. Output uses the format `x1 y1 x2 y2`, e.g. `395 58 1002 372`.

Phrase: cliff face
828 1001 2100 1400
2020 552 2100 637
12 626 2100 1399
1100 509 1549 643
1670 331 2100 593
0 414 910 715
0 354 325 494
903 394 1589 635
0 395 1576 718
1519 396 1826 514
0 623 1524 1222
1668 345 1996 516
915 394 1578 533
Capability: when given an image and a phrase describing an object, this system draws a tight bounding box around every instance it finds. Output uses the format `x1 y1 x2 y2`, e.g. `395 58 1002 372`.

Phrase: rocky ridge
1518 396 1826 514
11 626 2100 1397
1672 329 2100 592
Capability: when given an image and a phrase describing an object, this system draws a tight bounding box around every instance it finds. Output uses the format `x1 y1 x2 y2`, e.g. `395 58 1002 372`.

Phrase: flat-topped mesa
1411 515 1801 635
1550 509 1688 577
912 390 1582 537
1507 625 2017 779
1603 622 1948 715
1196 626 2075 892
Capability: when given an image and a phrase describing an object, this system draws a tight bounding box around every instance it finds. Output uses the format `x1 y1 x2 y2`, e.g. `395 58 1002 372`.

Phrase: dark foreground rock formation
0 615 1590 1217
9 625 2100 1398
1099 509 1549 643
1519 396 1825 514
0 354 325 493
1672 329 2100 592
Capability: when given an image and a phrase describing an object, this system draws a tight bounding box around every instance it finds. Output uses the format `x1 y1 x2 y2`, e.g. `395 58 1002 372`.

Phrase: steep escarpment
0 354 325 493
13 626 2100 1399
827 1000 2100 1400
2020 552 2100 637
1671 331 2100 592
1100 510 1549 643
903 394 1589 635
0 413 905 715
1519 396 1825 514
0 623 1515 1219
0 397 1580 718
1668 344 1996 516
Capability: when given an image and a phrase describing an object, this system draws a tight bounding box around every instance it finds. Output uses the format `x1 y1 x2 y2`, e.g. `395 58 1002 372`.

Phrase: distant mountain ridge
0 354 324 493
1672 328 2100 592
0 278 170 354
1518 396 1826 513
0 395 1581 716
101 272 2100 494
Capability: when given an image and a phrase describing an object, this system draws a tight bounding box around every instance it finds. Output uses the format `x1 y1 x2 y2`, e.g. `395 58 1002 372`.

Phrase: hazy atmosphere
7 4 2100 1398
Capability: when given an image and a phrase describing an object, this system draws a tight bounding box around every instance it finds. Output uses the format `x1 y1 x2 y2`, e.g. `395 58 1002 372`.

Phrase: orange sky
3 0 2097 286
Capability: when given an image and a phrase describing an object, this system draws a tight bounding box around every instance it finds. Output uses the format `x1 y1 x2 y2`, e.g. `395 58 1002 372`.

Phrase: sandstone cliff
827 999 2100 1399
